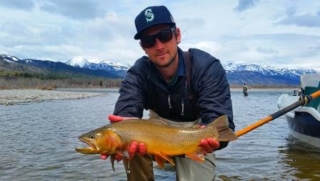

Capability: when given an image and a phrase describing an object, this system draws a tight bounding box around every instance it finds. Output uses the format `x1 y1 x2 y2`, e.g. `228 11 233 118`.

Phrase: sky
0 0 320 70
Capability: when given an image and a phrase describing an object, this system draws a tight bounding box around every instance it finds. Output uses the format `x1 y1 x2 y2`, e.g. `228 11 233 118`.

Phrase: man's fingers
128 141 138 158
115 154 123 162
138 143 146 155
200 139 211 153
100 154 109 160
108 115 124 123
107 114 139 123
208 138 220 149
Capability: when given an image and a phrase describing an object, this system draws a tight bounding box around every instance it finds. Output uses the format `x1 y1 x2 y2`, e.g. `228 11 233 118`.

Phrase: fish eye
89 133 95 139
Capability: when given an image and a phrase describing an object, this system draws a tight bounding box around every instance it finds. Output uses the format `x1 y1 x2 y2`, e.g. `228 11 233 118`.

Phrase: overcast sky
0 0 320 70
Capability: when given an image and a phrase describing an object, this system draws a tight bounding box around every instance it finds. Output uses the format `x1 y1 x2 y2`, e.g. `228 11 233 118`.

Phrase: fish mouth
75 137 99 154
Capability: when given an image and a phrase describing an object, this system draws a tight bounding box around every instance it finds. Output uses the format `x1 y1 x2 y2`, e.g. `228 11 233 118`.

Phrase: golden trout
75 115 237 170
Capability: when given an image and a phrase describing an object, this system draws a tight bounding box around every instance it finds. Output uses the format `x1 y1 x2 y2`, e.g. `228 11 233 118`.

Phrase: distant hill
223 63 319 86
1 54 319 86
66 56 130 77
0 54 121 79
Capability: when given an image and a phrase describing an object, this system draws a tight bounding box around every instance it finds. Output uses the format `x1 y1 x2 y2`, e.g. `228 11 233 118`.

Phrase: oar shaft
235 116 272 137
311 90 320 99
235 90 320 137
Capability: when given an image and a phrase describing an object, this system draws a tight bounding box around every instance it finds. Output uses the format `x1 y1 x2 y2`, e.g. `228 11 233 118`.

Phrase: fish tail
209 115 238 141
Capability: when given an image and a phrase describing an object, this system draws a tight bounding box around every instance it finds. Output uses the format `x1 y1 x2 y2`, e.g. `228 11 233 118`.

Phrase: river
0 89 319 180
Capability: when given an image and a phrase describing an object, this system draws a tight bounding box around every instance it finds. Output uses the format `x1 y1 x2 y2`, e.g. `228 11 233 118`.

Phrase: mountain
67 56 90 67
0 54 121 79
223 63 319 86
65 56 130 77
1 54 319 86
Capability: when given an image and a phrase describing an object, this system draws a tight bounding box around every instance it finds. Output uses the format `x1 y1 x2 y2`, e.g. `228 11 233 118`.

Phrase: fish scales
75 115 238 169
109 120 218 154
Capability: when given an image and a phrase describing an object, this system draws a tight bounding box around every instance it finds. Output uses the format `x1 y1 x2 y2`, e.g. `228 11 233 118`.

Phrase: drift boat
277 74 320 148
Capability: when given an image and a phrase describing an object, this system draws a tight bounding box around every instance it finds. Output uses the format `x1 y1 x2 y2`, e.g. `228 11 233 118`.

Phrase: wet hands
100 142 146 160
199 125 220 154
100 115 147 161
107 114 138 123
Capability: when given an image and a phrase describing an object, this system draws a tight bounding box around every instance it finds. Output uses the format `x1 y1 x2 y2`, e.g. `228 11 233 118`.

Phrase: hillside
1 54 319 88
0 55 121 79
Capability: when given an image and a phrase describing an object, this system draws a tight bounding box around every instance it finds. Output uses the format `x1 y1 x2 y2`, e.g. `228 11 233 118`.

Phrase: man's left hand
200 138 220 154
199 125 220 153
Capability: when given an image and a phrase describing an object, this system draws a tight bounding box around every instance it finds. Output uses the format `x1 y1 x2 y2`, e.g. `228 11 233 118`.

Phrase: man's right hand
107 114 138 123
100 115 147 161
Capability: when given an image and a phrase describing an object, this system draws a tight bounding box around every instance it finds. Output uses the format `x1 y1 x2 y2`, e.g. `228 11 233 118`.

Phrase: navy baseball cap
134 5 176 40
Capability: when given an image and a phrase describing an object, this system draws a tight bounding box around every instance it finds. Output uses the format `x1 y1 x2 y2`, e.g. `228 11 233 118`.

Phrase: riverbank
0 89 105 106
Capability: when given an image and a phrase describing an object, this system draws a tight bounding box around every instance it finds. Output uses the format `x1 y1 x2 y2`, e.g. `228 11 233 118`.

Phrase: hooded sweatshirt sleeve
113 57 149 118
190 49 234 131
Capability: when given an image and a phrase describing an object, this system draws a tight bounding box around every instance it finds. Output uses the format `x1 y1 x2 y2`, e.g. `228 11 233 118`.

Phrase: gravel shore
0 89 105 106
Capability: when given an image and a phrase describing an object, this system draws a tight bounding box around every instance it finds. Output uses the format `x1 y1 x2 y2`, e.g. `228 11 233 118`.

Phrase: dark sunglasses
140 28 175 48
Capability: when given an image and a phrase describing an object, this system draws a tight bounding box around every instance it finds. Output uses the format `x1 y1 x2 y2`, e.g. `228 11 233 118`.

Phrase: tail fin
209 115 238 142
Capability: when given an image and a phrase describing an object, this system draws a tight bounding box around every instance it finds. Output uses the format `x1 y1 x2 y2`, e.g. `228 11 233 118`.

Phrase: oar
235 90 320 137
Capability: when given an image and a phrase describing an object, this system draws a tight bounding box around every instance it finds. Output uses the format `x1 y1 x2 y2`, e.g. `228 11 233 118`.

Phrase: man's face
140 24 181 68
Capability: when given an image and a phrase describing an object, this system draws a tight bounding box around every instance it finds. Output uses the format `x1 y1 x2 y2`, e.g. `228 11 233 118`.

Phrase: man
243 83 248 96
102 5 234 181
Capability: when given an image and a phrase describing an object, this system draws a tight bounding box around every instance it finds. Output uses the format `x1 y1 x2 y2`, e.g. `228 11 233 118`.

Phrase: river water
1 89 319 181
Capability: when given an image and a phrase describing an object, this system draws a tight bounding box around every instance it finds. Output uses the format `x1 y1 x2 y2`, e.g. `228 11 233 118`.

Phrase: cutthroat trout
75 115 237 170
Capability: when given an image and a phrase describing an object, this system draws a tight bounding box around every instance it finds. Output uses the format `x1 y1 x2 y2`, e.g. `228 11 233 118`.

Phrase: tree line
0 77 123 90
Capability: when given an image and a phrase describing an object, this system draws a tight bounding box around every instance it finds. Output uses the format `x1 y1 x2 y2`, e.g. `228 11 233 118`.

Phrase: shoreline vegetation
0 77 298 106
0 77 123 90
0 77 299 90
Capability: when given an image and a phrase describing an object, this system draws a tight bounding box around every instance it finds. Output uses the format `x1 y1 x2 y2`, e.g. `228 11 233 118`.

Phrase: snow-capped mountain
83 61 131 77
223 62 319 85
66 56 89 67
65 56 131 77
0 54 20 63
224 62 316 76
1 53 319 86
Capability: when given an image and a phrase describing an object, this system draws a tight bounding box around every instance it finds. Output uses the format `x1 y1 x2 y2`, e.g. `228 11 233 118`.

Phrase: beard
154 51 178 68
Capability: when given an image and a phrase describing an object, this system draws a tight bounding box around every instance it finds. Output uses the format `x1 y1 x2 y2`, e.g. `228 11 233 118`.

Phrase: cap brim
134 22 175 40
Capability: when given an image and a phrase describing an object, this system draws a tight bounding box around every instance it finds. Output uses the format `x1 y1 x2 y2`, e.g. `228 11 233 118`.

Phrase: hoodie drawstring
167 95 172 109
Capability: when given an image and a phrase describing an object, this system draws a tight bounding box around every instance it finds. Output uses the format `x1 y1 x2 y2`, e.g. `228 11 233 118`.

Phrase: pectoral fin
154 152 175 169
185 148 205 162
110 155 115 172
116 150 129 158
154 155 166 169
185 152 205 162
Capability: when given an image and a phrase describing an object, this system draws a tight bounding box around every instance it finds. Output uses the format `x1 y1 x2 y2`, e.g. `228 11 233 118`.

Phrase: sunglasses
140 28 175 48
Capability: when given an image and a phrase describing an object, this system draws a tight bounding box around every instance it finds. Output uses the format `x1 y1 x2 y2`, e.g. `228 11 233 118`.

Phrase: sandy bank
0 89 104 106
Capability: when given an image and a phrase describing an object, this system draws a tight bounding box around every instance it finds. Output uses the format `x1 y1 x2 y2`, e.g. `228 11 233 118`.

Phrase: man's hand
200 138 220 154
101 114 146 161
107 114 138 123
199 125 220 154
127 141 146 157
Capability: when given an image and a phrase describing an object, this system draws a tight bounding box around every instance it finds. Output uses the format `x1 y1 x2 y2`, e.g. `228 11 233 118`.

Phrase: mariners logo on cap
144 8 154 22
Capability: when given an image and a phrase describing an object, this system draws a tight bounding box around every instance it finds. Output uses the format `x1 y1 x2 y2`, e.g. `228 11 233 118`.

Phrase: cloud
234 0 259 12
0 0 34 10
38 0 106 19
1 1 320 71
277 13 320 27
256 47 278 54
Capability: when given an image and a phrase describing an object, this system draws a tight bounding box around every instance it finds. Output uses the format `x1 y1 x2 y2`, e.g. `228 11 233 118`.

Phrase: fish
75 115 237 171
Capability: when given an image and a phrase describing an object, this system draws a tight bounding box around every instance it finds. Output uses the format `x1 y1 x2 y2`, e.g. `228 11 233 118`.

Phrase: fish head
75 126 121 154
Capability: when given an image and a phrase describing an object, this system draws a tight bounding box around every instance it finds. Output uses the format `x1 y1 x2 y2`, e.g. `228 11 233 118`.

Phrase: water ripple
1 89 319 180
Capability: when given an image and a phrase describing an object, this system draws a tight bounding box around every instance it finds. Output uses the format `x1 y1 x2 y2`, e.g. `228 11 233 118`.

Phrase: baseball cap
134 5 176 40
